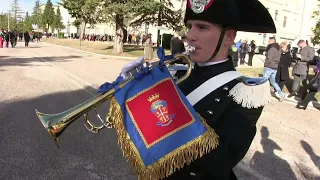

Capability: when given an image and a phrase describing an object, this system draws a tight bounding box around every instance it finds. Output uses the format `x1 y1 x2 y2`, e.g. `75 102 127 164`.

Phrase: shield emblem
150 100 173 126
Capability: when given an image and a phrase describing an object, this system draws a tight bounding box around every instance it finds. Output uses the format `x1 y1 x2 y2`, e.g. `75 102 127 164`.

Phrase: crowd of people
229 40 257 67
260 37 319 108
230 37 320 108
167 31 320 109
0 28 42 48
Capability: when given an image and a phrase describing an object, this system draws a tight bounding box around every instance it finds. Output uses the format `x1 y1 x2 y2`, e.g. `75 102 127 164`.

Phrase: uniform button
215 98 221 103
223 86 229 91
207 110 213 115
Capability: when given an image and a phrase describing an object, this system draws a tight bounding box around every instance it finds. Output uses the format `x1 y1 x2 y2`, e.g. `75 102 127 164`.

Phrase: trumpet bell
35 110 66 146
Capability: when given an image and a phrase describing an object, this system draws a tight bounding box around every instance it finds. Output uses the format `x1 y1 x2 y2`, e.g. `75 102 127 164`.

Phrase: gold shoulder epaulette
228 77 271 109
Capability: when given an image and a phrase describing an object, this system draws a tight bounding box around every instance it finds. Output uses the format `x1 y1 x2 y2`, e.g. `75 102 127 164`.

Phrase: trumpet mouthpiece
184 46 195 55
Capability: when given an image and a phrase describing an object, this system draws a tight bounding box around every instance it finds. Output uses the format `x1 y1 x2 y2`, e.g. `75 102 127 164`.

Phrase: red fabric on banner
126 78 194 148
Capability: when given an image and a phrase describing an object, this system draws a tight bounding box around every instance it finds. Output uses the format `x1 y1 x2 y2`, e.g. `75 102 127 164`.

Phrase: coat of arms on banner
150 96 174 127
126 78 196 149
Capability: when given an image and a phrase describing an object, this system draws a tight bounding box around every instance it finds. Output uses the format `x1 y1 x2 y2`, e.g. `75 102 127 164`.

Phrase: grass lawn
43 38 170 58
239 67 320 101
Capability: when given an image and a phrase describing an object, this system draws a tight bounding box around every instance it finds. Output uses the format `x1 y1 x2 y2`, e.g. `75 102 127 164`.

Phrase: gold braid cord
107 97 219 180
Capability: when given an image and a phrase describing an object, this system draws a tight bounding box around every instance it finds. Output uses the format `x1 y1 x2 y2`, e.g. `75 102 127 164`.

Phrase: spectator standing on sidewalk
239 40 248 65
143 33 153 63
289 40 315 99
263 37 285 101
276 41 293 92
248 40 256 66
0 28 4 48
296 62 320 110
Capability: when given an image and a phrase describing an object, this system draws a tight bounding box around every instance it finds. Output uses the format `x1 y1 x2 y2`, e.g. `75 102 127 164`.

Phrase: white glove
296 54 301 59
120 56 144 80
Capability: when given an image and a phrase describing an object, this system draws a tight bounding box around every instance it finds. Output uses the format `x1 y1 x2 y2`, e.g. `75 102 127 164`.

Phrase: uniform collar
193 57 236 78
197 59 229 67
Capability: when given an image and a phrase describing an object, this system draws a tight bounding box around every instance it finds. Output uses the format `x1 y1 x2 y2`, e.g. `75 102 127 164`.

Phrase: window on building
275 10 278 21
283 16 287 28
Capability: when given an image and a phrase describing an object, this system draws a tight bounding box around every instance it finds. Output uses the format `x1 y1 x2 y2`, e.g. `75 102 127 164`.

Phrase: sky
0 0 59 14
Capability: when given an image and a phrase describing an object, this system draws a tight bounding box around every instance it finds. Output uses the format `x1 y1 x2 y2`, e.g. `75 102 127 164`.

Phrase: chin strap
206 27 226 61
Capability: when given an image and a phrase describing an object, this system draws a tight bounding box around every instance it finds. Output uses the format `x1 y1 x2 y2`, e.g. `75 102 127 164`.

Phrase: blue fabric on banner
97 76 124 94
113 64 207 166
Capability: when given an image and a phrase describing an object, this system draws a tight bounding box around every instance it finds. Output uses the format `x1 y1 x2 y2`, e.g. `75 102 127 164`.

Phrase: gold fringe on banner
107 97 219 180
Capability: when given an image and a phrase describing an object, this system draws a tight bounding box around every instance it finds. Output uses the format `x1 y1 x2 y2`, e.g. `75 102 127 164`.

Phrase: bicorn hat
185 0 276 33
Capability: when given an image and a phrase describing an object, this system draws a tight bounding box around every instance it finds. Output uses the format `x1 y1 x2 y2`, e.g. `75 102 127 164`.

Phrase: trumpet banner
106 61 218 179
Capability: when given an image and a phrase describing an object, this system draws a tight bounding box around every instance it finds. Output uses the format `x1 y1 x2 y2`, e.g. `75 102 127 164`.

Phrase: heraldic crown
147 93 160 102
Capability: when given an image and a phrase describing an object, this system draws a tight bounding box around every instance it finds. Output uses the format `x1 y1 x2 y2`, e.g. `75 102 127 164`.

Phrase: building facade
39 0 185 42
235 0 318 47
39 0 318 47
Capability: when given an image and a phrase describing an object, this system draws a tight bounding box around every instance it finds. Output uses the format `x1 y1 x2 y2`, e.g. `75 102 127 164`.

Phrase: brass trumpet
35 53 193 147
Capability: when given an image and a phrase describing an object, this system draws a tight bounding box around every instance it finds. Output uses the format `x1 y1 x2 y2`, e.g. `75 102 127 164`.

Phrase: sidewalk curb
42 41 141 61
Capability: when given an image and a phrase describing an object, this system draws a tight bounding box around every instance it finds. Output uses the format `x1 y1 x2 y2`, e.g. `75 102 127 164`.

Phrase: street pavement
0 41 320 180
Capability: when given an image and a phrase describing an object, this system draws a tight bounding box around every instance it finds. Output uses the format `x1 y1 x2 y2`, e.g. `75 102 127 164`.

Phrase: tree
53 7 65 32
0 13 9 30
102 0 156 54
72 19 81 29
312 1 320 45
31 0 42 28
130 0 183 47
102 0 183 54
103 0 135 54
41 0 55 32
10 0 24 30
24 12 33 32
60 0 105 40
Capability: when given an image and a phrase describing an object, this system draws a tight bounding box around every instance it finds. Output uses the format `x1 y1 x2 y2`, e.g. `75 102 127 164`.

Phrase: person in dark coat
276 41 294 92
170 32 187 79
9 30 16 48
296 62 320 110
248 40 256 66
162 0 276 179
228 42 239 68
170 32 186 58
239 40 248 65
24 31 30 47
288 40 315 99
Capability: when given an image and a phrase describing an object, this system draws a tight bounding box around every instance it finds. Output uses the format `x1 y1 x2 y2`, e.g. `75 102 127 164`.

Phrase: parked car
257 46 267 55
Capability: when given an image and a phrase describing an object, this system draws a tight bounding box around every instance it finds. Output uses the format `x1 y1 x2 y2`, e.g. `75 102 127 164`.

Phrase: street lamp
145 22 149 34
